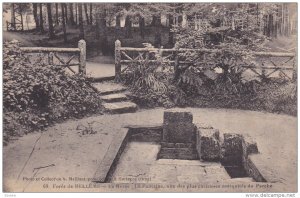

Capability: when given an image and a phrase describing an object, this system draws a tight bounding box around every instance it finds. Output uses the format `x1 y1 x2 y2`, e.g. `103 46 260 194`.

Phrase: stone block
244 154 267 182
161 142 175 148
163 111 193 123
195 122 213 129
242 134 259 158
196 128 201 160
158 148 199 160
197 127 220 161
163 123 196 143
221 133 243 165
163 111 196 143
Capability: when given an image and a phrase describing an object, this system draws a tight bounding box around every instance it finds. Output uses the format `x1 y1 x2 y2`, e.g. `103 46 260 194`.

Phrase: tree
78 4 84 39
94 5 109 55
33 3 40 30
64 3 68 25
116 14 121 27
139 15 145 38
69 3 75 25
39 3 44 33
55 3 59 25
84 4 89 24
46 3 55 38
168 14 174 46
75 3 78 25
10 3 15 29
61 3 67 42
89 3 93 24
125 15 132 38
150 15 161 26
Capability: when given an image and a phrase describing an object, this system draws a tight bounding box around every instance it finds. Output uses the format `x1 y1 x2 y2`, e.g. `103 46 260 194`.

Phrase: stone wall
124 111 265 182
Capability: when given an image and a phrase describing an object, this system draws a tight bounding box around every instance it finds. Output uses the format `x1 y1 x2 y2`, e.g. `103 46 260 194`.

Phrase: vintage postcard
2 2 298 195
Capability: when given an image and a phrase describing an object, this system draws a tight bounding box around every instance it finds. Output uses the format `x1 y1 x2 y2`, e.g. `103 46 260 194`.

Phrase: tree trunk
84 4 89 24
55 3 59 25
98 9 108 55
125 15 132 38
39 3 44 32
69 3 75 25
116 14 121 27
19 4 24 31
75 3 78 25
64 4 68 25
154 29 162 48
89 3 93 24
95 16 100 55
168 14 174 46
139 16 145 39
61 3 67 42
151 15 161 26
78 4 84 39
33 3 40 30
178 15 183 27
46 3 55 38
9 3 16 30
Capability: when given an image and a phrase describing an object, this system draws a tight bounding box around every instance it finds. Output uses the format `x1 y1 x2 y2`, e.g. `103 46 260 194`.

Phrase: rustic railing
20 40 86 75
6 21 23 31
115 39 296 82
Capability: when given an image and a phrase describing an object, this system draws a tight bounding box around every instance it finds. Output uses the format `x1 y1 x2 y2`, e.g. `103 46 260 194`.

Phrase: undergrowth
3 40 103 144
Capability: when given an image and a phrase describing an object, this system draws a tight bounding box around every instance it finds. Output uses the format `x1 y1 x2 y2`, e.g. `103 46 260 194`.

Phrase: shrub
3 40 102 144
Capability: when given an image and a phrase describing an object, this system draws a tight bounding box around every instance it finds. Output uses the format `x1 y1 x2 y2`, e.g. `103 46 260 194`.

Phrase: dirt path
3 108 297 192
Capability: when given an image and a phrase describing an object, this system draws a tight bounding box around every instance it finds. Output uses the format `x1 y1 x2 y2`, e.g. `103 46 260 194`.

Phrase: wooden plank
121 51 133 60
265 68 280 78
241 66 294 70
279 71 292 80
20 47 80 53
120 47 295 57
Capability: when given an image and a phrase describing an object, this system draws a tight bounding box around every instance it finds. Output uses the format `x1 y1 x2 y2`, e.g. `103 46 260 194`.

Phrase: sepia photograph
2 1 298 195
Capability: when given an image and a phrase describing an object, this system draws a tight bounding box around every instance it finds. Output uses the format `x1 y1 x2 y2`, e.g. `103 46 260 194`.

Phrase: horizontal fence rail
20 47 81 53
20 40 86 75
117 47 295 57
114 39 296 82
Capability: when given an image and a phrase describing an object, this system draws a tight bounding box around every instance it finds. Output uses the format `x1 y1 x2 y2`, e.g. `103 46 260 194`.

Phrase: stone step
92 82 127 95
100 93 128 102
103 101 137 114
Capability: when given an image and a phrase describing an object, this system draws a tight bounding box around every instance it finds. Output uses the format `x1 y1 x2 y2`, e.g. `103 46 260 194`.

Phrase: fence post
145 50 150 67
115 40 121 81
173 49 179 81
292 55 297 82
48 52 54 65
78 40 86 75
261 61 267 81
158 46 163 65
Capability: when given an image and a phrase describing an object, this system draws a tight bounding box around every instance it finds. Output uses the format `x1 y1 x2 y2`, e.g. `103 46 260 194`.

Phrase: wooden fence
20 40 86 75
115 39 296 82
6 21 23 31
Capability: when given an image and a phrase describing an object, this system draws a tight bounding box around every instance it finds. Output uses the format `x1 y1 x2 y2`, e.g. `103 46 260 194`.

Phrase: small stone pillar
163 111 194 143
158 111 198 160
196 125 220 161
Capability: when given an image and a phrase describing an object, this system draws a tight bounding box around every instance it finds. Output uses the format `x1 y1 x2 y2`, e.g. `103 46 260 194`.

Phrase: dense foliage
121 5 297 116
3 40 102 144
